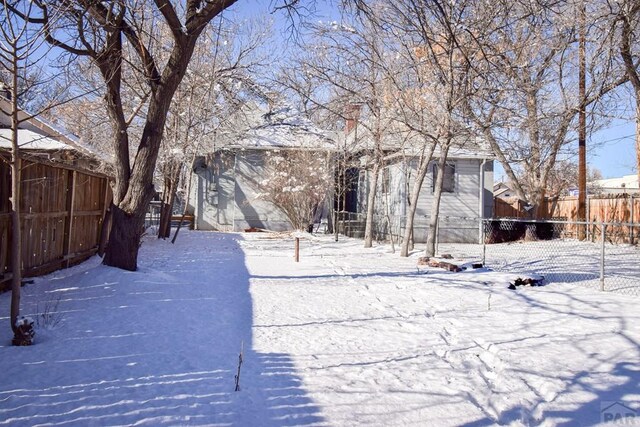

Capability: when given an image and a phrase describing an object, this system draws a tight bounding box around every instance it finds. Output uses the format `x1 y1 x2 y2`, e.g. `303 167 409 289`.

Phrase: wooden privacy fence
495 194 640 243
0 158 111 290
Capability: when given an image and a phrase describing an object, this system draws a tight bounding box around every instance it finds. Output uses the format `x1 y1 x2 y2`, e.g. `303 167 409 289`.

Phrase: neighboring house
189 103 335 232
494 181 517 200
592 174 640 195
339 122 494 243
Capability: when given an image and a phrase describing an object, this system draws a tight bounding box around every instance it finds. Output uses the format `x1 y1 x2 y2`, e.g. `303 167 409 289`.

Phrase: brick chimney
344 103 362 134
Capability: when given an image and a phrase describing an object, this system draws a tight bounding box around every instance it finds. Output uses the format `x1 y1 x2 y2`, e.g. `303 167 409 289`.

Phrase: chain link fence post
482 219 487 266
600 222 606 292
631 195 635 245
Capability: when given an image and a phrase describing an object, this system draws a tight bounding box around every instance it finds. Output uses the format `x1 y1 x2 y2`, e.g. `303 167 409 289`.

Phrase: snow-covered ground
0 230 638 426
441 239 640 296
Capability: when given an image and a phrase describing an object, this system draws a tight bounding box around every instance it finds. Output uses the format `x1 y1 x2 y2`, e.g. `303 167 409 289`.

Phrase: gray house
340 128 494 243
189 104 335 232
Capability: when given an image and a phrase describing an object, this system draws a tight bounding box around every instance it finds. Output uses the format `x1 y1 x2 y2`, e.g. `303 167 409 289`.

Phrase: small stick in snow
234 341 244 392
487 293 492 311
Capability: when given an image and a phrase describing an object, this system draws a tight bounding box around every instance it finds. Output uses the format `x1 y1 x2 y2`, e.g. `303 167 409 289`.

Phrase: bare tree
374 0 478 257
614 0 640 182
18 1 243 271
280 12 401 248
467 0 626 230
277 56 365 242
0 0 66 345
156 18 267 239
258 149 332 231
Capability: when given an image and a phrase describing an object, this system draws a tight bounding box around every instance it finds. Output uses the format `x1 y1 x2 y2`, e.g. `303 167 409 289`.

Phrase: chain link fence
337 212 639 296
479 218 640 296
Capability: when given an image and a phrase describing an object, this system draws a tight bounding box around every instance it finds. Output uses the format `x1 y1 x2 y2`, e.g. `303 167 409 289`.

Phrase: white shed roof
218 104 335 151
594 175 639 189
0 128 74 151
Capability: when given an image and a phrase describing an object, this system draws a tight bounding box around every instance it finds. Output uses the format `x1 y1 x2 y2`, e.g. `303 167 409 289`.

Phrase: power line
596 133 635 144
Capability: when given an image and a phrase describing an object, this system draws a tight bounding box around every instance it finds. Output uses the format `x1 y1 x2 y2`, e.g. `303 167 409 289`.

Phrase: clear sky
589 120 636 179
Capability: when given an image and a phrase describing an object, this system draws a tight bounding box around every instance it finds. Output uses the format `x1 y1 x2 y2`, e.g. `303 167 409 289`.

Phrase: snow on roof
0 97 108 162
345 120 494 160
0 128 74 151
219 104 335 150
594 174 639 189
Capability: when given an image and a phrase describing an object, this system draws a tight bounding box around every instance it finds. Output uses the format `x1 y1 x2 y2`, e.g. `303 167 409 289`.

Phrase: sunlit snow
0 230 638 426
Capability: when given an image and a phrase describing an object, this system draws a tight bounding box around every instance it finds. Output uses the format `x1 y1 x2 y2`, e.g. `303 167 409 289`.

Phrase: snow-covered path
1 231 639 426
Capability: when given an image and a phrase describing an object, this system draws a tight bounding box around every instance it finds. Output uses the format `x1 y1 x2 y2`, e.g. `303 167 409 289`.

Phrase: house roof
594 174 639 189
493 182 513 198
0 97 109 174
0 128 74 151
343 117 494 160
217 103 335 151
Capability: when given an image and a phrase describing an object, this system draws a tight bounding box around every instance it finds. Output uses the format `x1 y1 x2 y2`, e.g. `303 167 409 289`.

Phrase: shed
189 103 335 232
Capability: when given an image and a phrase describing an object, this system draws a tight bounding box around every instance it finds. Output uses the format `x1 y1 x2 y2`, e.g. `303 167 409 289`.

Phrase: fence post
482 219 486 266
294 237 300 262
63 170 77 268
586 195 591 241
600 222 606 292
630 194 635 245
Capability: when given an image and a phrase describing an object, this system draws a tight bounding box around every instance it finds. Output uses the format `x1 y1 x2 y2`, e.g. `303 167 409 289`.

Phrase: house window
432 162 455 193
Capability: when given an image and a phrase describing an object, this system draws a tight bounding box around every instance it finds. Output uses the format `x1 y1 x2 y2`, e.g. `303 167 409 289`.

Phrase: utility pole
578 1 587 240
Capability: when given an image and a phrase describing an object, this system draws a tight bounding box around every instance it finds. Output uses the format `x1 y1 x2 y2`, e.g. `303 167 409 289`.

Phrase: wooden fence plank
0 158 110 291
495 193 639 243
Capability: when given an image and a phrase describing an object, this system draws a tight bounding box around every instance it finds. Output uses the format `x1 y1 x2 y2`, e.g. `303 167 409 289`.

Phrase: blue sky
589 120 636 178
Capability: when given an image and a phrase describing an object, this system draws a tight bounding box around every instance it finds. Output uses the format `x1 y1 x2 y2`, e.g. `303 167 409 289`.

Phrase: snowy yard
1 230 639 426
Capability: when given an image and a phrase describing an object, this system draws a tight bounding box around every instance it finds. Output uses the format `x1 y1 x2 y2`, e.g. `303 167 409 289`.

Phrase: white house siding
366 158 493 243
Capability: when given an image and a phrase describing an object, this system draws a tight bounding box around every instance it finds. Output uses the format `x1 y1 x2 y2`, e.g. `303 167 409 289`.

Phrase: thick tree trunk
97 206 111 257
401 145 434 257
363 162 380 248
425 145 450 257
159 174 179 239
102 205 146 271
524 189 546 241
104 61 189 268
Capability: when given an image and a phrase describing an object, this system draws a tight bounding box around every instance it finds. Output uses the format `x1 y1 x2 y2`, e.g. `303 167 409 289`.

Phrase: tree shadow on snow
457 288 640 427
459 360 639 427
0 232 324 426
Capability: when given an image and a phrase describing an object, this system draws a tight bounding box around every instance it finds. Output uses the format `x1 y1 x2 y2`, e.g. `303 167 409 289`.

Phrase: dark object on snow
244 227 263 233
12 317 35 346
417 256 430 266
472 263 483 269
234 342 244 392
508 277 545 290
418 256 462 272
428 259 462 272
440 254 453 259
